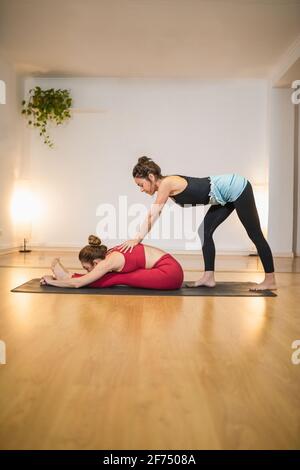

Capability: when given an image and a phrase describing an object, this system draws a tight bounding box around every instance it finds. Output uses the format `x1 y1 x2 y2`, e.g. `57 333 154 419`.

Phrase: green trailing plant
21 86 72 148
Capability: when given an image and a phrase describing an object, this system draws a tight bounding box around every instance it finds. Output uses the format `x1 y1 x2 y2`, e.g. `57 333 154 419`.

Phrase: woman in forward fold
40 235 183 290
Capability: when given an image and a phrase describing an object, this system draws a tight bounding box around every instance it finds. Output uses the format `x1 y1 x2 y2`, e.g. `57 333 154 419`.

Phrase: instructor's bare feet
185 271 216 288
51 258 71 280
250 273 277 291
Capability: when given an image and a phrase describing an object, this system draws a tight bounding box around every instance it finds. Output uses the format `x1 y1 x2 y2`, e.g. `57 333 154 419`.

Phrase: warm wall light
0 79 5 104
252 184 269 236
11 180 40 252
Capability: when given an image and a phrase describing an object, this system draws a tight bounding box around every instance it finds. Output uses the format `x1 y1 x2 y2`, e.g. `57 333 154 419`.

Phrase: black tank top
170 175 210 206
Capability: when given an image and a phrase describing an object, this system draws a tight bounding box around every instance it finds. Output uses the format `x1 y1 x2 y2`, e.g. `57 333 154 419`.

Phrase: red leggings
72 254 183 290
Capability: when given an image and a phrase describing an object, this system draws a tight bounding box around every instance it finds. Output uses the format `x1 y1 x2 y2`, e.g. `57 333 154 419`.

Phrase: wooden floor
0 251 299 450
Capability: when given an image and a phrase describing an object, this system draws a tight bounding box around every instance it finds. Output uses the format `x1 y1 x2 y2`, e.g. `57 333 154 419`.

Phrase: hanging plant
21 86 73 148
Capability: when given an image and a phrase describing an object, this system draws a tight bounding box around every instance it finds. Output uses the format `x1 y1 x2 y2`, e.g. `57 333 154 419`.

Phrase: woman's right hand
118 238 141 254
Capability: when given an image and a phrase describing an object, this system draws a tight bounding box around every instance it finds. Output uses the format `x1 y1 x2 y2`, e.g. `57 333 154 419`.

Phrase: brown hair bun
88 235 101 246
132 156 163 180
138 156 152 165
79 235 108 263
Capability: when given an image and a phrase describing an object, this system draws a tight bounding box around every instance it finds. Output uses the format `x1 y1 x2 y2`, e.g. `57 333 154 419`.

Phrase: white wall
24 78 270 252
0 55 23 250
268 88 295 256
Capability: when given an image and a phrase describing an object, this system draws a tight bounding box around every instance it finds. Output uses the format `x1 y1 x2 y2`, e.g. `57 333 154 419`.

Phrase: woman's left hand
119 238 140 253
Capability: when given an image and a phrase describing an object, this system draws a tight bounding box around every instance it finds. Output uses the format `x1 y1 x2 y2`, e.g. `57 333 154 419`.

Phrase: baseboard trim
271 252 295 258
0 245 19 255
169 251 294 258
5 244 296 258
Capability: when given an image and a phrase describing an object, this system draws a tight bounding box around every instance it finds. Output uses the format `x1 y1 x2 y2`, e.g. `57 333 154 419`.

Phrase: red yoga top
107 243 146 273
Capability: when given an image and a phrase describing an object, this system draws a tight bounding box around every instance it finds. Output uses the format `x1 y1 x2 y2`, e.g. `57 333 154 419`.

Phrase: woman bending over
40 235 183 290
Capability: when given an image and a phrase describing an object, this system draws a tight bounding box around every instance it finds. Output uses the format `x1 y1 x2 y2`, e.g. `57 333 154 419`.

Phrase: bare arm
41 252 122 288
119 178 173 253
136 178 173 240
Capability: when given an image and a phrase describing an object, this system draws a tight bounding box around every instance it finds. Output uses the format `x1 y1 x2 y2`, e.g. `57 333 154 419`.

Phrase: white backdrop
23 77 271 252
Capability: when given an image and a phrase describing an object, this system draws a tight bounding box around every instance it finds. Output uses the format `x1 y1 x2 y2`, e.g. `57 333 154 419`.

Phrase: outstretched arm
40 252 121 288
119 178 172 253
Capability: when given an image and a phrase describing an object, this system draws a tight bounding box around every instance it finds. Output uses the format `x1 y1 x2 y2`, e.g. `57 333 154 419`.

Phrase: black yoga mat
11 278 277 297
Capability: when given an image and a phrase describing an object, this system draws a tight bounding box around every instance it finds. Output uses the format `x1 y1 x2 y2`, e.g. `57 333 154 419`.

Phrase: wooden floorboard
0 252 299 449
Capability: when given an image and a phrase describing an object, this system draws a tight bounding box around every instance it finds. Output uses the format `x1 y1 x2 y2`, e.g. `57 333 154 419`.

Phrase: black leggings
198 181 275 273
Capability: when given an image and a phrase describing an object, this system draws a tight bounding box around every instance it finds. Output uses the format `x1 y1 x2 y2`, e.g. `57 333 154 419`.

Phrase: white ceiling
0 0 300 79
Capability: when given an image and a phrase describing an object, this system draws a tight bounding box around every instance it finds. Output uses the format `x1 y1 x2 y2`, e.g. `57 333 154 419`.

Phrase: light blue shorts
208 174 247 206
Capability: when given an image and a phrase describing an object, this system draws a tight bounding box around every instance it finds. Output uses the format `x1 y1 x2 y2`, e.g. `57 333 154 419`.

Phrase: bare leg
51 258 72 280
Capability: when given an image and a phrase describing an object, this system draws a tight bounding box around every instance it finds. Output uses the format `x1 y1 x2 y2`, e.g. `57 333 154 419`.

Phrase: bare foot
185 280 216 288
250 282 277 291
249 273 277 291
185 273 216 288
51 258 71 280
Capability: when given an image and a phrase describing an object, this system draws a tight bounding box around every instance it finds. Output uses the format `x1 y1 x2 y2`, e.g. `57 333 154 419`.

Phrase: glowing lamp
11 180 39 253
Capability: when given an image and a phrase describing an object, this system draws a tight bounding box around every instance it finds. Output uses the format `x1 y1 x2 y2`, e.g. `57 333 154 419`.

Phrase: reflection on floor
0 250 299 449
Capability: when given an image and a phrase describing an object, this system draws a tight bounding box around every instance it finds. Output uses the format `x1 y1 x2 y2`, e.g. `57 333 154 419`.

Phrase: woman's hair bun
138 156 152 164
132 156 162 180
79 235 107 262
88 235 101 246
